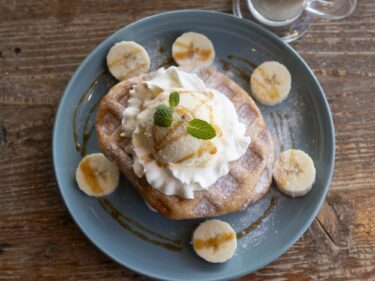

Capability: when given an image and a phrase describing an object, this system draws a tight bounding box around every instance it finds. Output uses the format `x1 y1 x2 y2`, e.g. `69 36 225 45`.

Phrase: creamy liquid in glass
251 0 305 22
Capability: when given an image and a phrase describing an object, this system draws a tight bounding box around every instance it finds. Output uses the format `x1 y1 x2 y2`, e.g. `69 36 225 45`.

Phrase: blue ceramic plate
53 10 335 281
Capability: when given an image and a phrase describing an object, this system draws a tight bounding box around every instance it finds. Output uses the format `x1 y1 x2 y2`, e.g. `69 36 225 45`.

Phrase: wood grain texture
0 0 374 280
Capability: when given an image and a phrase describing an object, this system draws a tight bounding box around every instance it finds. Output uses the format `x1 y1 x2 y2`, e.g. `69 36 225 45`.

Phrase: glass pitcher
233 0 357 42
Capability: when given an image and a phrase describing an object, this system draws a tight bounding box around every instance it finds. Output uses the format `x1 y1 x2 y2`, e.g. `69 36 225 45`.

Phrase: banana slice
250 61 291 106
107 41 150 81
172 32 215 67
273 149 316 198
76 153 120 197
192 219 237 263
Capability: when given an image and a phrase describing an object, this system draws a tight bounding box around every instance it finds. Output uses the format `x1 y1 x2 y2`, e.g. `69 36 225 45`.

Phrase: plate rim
52 9 336 281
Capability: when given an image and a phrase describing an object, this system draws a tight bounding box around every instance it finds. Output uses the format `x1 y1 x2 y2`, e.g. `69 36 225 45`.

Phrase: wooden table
1 1 374 280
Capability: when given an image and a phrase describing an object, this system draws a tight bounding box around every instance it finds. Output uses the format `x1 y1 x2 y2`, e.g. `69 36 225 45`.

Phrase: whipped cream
122 67 250 199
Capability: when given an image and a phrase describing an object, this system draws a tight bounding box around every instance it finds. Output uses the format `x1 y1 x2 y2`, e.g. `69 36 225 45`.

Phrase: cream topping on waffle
121 67 250 199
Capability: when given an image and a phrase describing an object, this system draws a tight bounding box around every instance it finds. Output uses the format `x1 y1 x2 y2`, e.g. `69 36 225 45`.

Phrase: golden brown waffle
96 67 274 219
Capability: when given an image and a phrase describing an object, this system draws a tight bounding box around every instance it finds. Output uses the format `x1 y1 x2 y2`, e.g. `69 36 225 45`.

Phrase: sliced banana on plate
250 61 291 106
172 32 215 67
107 41 150 81
273 149 316 198
76 153 120 197
192 219 237 263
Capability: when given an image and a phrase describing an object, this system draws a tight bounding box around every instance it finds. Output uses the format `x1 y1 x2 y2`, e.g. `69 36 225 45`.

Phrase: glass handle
305 0 357 20
232 0 243 18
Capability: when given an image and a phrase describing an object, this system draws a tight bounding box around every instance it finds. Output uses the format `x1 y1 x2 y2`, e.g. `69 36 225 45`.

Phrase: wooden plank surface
0 0 374 280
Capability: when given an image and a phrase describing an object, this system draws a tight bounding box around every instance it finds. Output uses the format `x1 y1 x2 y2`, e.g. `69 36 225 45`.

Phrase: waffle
96 67 274 219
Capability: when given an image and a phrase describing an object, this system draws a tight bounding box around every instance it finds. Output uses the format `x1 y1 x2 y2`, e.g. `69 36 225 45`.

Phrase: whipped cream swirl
122 67 250 199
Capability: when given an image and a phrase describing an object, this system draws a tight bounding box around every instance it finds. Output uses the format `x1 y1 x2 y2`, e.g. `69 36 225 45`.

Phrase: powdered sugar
215 173 238 199
238 104 258 128
237 204 273 249
216 187 287 252
261 97 305 157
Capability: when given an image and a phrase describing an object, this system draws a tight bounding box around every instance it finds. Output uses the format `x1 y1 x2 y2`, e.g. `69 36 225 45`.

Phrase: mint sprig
154 104 173 127
169 92 180 108
154 92 180 127
187 119 216 140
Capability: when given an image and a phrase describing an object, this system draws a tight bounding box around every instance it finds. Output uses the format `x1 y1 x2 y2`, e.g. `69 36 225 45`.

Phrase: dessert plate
53 10 335 281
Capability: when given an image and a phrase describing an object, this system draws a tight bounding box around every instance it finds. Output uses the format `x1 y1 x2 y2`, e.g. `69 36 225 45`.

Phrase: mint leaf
169 92 180 108
154 104 173 127
187 119 216 140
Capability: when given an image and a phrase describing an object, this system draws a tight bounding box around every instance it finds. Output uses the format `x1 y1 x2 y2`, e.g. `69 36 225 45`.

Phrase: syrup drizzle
72 70 116 156
219 54 258 83
99 198 184 252
236 196 278 239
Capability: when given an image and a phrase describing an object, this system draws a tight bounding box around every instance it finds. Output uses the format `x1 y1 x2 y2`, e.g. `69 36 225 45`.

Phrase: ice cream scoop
137 89 217 166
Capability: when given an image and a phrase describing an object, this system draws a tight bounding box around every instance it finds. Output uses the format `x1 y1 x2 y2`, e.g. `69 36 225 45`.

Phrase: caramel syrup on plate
220 54 258 83
227 54 258 69
99 198 184 252
72 70 116 156
236 196 278 239
81 100 101 156
98 196 278 252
